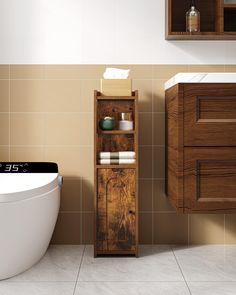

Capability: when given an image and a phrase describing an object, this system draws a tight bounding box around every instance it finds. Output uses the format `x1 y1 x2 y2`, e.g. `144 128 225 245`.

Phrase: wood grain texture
184 84 236 146
94 90 138 256
165 84 184 213
184 147 236 212
165 83 236 213
166 0 236 40
97 169 136 251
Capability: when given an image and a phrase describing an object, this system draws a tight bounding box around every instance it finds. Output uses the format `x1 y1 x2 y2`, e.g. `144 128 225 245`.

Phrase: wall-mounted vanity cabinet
166 0 236 40
165 74 236 213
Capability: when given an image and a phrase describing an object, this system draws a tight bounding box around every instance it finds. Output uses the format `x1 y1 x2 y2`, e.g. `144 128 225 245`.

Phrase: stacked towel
99 151 135 165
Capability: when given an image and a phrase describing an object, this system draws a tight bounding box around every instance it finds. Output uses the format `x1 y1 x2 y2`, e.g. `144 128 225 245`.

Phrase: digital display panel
0 162 58 173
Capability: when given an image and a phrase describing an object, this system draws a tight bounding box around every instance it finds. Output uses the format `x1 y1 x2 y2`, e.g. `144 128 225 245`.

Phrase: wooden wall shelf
94 90 139 257
166 0 236 40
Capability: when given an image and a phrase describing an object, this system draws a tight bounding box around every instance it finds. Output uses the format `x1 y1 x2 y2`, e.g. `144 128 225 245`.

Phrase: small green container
99 117 115 130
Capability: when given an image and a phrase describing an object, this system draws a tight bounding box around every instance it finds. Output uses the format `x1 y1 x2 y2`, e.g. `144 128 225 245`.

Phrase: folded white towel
99 159 135 165
99 151 135 159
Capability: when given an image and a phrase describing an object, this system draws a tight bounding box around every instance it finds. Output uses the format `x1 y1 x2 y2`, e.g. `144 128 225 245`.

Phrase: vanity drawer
184 147 236 212
184 84 236 146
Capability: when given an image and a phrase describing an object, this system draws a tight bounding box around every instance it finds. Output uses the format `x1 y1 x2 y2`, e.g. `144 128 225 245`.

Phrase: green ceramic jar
99 117 115 130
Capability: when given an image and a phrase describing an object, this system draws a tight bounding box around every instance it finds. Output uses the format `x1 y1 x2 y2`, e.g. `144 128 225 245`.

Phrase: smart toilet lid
0 162 59 203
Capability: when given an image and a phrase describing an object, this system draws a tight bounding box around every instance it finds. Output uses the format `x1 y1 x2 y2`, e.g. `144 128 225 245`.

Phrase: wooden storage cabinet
94 91 139 256
166 83 236 213
97 169 136 252
166 0 236 40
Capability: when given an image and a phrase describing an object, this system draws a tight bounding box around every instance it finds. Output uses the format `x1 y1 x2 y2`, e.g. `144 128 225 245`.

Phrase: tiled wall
1 64 236 245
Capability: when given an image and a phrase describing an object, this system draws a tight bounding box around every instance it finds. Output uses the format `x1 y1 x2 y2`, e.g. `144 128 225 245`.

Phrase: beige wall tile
188 65 225 72
133 80 152 112
10 146 44 161
61 177 81 212
153 180 173 212
108 65 153 79
44 113 93 146
81 80 99 112
189 214 224 244
78 147 94 181
45 65 105 79
44 146 81 178
82 178 94 211
10 65 45 79
153 113 165 146
10 80 45 112
139 179 152 212
0 114 9 145
225 65 236 72
153 65 188 79
0 65 9 79
225 214 236 244
139 213 152 244
154 213 188 244
0 146 9 161
82 213 94 244
44 80 82 112
0 80 9 112
139 146 152 178
153 146 165 178
51 212 81 244
139 113 152 145
10 113 44 145
153 80 165 112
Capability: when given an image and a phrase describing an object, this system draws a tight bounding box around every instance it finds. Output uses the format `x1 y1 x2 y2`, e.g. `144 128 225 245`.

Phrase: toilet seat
0 173 59 203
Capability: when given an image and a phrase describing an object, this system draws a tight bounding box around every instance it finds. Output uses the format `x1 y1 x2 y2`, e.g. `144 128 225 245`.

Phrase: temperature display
2 163 27 172
0 162 58 173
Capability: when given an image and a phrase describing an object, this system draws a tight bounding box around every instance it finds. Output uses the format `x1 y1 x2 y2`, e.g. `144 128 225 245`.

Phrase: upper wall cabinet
166 0 236 40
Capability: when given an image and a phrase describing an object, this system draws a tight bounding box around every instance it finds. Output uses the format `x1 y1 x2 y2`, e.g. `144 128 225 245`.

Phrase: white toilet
0 162 62 280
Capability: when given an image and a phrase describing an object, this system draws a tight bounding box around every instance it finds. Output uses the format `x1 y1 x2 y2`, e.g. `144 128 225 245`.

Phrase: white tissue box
100 79 132 96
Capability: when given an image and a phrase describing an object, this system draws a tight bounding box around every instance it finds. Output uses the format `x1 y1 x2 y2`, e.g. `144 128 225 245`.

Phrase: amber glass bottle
186 0 200 32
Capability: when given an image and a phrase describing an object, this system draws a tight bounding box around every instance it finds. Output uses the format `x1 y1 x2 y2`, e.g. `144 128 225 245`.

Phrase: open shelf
96 164 137 169
166 0 236 40
96 91 137 100
98 130 135 135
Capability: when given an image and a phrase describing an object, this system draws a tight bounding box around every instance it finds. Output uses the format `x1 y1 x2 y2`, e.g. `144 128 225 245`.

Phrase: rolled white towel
99 159 135 165
99 151 135 159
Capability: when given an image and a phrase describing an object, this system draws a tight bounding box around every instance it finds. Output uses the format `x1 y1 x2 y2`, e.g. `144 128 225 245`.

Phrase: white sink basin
165 73 236 90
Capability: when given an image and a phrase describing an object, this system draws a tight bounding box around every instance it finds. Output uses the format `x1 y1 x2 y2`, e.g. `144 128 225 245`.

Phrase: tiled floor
0 245 236 294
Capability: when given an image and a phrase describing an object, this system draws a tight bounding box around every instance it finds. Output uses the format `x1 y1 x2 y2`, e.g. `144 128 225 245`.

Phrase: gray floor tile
173 245 236 282
188 282 236 295
75 282 190 295
0 282 75 295
78 245 184 282
8 245 84 282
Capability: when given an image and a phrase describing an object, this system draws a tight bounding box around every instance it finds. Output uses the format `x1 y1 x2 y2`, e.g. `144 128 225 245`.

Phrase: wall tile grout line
72 245 86 295
171 246 192 295
151 77 154 245
8 64 10 161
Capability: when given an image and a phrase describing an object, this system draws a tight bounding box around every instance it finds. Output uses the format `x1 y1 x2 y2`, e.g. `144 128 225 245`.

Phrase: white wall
0 0 235 64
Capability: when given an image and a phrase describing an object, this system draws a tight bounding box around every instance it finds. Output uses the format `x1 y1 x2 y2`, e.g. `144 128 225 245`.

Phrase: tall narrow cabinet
94 90 139 257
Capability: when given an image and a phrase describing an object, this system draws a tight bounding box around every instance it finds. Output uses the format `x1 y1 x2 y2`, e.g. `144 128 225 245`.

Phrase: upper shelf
166 0 236 40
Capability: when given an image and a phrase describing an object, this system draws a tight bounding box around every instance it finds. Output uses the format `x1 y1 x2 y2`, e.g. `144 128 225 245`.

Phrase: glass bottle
186 0 200 32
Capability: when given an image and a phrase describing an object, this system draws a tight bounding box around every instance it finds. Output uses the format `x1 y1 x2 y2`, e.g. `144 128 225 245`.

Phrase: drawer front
97 168 136 252
184 84 236 146
184 147 236 212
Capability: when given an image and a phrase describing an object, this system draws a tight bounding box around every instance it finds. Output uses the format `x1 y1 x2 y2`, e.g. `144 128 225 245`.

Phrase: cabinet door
97 168 136 252
184 84 236 146
184 147 236 212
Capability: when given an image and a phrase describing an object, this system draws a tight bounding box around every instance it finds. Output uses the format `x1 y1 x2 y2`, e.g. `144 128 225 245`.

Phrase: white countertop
165 73 236 90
